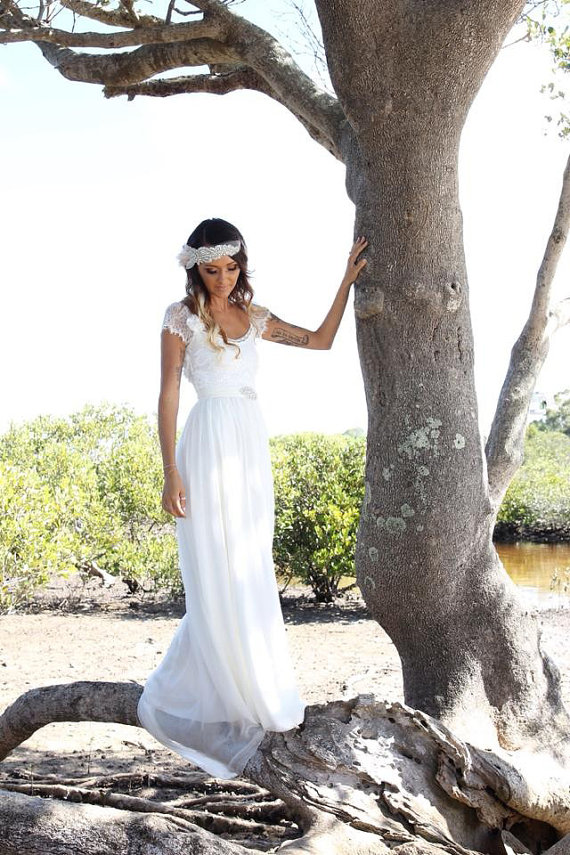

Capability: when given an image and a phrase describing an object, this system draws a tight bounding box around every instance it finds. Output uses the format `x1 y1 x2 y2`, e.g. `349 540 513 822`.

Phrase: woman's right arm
159 329 187 518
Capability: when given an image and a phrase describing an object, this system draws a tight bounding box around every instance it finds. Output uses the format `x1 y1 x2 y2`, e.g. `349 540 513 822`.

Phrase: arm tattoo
271 327 310 347
266 312 311 347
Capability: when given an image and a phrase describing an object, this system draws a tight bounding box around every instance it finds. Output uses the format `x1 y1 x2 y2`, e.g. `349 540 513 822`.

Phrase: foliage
524 1 570 72
535 388 570 436
496 426 570 538
0 404 179 610
270 433 366 602
522 0 569 137
1 406 370 609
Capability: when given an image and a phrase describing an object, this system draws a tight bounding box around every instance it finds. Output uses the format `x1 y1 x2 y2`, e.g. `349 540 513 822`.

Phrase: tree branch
107 64 301 110
103 67 266 99
0 18 225 47
0 681 141 759
59 0 163 28
34 38 241 86
485 153 570 510
0 0 345 159
1 779 292 841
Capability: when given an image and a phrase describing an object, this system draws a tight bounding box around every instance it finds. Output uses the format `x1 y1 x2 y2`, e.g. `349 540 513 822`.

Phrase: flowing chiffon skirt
137 396 305 778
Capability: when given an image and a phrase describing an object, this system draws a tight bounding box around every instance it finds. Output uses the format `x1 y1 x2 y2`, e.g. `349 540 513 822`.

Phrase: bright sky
0 5 568 439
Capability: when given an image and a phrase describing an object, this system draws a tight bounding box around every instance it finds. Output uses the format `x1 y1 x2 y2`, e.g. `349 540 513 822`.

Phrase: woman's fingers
162 488 187 518
164 502 186 518
177 492 187 517
349 237 368 267
351 236 368 258
344 236 368 284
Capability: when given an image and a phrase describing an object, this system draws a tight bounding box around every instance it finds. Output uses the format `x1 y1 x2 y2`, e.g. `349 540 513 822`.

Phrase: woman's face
198 256 241 300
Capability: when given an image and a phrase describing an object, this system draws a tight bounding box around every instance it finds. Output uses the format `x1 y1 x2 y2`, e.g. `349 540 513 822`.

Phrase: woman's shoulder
250 303 269 316
164 299 190 316
249 303 271 337
162 300 201 344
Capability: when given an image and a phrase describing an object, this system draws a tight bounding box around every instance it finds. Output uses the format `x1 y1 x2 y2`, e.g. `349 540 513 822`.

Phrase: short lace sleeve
162 302 193 346
250 304 271 338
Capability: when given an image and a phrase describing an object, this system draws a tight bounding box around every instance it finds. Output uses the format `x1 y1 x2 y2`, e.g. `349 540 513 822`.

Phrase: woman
137 218 367 779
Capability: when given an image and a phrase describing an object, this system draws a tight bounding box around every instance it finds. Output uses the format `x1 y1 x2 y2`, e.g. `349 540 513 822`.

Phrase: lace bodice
162 301 270 396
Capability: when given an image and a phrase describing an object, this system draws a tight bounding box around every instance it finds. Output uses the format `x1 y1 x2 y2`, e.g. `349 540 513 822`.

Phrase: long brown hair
181 218 254 354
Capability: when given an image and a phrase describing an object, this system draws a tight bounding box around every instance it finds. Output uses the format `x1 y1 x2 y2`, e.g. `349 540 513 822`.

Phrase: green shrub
270 433 365 602
0 409 368 608
0 403 180 610
496 428 570 538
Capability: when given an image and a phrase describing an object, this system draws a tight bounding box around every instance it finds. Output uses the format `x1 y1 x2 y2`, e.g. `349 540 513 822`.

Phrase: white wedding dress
137 301 305 779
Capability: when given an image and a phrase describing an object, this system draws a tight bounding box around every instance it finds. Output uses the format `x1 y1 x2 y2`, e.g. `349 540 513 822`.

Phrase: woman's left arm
262 237 368 350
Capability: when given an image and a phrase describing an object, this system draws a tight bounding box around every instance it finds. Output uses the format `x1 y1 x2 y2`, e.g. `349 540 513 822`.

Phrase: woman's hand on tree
162 470 187 518
342 236 368 286
261 234 368 350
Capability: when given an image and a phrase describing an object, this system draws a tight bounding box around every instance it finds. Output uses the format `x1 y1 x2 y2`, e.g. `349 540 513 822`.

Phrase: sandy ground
0 577 569 785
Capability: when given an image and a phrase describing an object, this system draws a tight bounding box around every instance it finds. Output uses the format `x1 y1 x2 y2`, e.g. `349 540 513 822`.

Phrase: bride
136 218 367 779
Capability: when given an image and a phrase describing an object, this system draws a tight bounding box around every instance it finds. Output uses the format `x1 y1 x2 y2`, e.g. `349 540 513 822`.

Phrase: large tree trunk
315 0 569 751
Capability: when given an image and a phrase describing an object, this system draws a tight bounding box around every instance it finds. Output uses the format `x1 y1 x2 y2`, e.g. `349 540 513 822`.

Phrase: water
497 542 570 606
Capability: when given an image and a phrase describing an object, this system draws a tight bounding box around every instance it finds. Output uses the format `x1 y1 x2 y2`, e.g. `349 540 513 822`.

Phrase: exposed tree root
1 683 570 854
0 780 294 839
0 681 141 761
7 769 266 794
0 789 251 855
246 695 570 846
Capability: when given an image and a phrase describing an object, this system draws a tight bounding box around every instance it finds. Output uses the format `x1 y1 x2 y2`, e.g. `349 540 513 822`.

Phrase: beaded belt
196 386 257 400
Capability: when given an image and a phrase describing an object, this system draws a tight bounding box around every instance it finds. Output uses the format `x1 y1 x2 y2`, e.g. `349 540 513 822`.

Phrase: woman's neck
209 296 230 314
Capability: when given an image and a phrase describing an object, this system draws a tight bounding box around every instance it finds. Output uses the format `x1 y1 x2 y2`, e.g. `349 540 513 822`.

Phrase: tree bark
0 682 141 760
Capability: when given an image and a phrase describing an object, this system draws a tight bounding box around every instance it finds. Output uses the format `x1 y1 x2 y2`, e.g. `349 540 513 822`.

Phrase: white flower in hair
177 241 241 269
177 245 199 269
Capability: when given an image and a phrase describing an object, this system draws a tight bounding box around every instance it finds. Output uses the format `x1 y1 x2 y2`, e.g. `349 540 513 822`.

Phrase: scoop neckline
181 303 252 342
227 324 252 343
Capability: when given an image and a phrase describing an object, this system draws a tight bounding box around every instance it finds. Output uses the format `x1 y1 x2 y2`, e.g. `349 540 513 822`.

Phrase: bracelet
163 463 177 474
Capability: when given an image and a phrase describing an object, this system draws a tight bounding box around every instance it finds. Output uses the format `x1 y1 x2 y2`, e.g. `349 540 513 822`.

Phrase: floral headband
177 240 241 269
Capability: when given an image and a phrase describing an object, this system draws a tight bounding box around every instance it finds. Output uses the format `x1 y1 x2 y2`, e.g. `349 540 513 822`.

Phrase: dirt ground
1 576 569 786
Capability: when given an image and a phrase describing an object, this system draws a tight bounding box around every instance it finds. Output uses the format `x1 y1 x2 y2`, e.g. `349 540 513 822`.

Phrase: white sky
0 7 568 438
